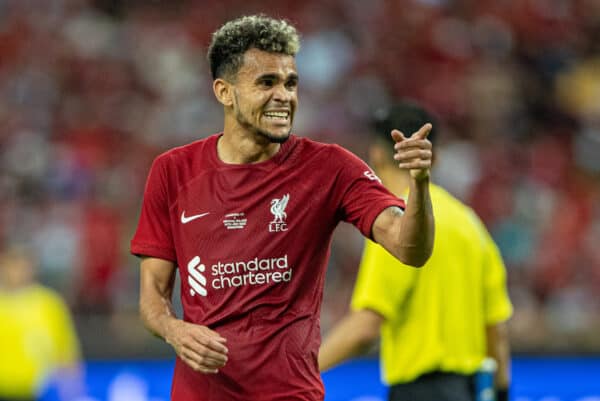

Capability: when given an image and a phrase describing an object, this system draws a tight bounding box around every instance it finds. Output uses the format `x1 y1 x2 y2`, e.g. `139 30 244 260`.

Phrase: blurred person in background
0 245 83 401
131 15 434 401
319 100 513 401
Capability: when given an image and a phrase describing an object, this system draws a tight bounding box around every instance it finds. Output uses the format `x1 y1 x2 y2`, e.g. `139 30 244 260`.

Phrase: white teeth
264 111 289 119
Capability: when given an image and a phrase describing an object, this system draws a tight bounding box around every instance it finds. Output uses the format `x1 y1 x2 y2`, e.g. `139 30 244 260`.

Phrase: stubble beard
233 93 291 144
235 109 291 144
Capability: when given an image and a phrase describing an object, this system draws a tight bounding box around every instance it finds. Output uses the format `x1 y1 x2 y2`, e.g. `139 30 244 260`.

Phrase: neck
377 165 411 197
218 117 281 164
0 277 34 292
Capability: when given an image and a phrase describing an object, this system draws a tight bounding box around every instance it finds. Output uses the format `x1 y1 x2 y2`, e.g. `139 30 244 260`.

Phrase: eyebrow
255 73 299 82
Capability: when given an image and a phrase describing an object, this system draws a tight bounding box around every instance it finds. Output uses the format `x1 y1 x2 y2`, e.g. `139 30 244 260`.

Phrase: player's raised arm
139 257 229 374
372 123 434 267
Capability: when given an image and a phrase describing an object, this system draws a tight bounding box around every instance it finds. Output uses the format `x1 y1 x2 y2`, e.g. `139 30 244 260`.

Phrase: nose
273 83 295 103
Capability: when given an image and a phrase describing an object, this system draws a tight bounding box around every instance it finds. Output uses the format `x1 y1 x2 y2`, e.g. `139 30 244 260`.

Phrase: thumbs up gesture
392 123 433 181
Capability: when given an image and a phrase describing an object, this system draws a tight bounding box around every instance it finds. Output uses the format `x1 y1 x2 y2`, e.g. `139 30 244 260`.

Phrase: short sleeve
130 154 176 261
472 212 513 325
333 146 405 239
351 240 418 321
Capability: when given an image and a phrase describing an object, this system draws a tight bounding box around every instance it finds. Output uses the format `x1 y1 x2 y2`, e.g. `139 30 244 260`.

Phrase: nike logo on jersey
181 211 210 224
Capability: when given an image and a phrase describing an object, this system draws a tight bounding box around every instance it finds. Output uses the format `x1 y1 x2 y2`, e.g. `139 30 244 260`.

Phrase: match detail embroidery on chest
223 213 247 230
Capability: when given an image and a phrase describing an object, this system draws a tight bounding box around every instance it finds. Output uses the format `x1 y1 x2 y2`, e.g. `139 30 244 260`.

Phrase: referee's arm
487 322 511 401
318 309 384 372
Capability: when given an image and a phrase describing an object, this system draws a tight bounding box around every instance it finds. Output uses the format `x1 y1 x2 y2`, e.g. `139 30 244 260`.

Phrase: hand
392 123 433 181
165 320 228 374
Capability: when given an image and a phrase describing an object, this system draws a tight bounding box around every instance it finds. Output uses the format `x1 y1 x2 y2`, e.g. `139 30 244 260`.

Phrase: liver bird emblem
270 194 289 223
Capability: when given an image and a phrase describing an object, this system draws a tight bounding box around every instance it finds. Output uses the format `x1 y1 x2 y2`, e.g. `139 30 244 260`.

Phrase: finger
186 345 228 365
199 367 219 374
197 354 227 369
191 330 229 353
410 123 432 139
395 138 432 150
181 354 220 374
199 347 229 365
200 328 228 346
192 361 220 374
202 355 228 368
206 337 229 354
398 160 432 170
181 348 227 369
394 150 432 162
190 337 229 357
390 129 406 143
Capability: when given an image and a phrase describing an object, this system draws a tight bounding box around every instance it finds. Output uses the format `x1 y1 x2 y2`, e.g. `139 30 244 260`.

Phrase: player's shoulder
431 185 483 224
434 185 490 235
431 184 469 211
294 136 363 165
294 135 335 152
29 284 70 309
431 186 494 250
153 134 219 168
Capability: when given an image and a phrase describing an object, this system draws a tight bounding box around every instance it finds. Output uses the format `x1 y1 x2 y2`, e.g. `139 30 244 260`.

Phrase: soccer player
318 100 513 401
131 15 434 400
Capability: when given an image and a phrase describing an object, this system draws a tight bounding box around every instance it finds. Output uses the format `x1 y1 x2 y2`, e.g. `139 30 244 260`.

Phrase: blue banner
40 356 600 401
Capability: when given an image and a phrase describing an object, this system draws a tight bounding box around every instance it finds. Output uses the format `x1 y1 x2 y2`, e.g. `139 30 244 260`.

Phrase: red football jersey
131 133 405 400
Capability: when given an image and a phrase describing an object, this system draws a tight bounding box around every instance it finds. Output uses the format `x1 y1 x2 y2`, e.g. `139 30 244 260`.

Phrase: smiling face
226 48 298 143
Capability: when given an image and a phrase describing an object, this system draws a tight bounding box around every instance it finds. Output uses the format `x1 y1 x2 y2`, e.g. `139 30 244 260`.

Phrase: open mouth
263 111 290 122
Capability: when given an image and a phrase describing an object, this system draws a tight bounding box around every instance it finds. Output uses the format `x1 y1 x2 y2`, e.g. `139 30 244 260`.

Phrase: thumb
391 129 407 143
411 123 432 139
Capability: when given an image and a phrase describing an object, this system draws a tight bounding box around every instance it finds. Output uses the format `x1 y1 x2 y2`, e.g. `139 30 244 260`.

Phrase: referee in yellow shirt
319 100 513 401
0 246 82 401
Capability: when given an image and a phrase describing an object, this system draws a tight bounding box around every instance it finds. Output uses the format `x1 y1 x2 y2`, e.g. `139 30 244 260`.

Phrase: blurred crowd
1 0 600 356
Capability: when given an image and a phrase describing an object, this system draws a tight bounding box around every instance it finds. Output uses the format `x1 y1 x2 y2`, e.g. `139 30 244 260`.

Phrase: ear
213 78 234 107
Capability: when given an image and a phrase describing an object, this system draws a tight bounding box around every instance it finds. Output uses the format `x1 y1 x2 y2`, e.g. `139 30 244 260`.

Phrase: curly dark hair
207 15 301 80
372 100 437 149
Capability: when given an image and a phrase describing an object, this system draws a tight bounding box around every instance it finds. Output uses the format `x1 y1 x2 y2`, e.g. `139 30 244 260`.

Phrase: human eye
285 77 298 90
258 77 275 88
